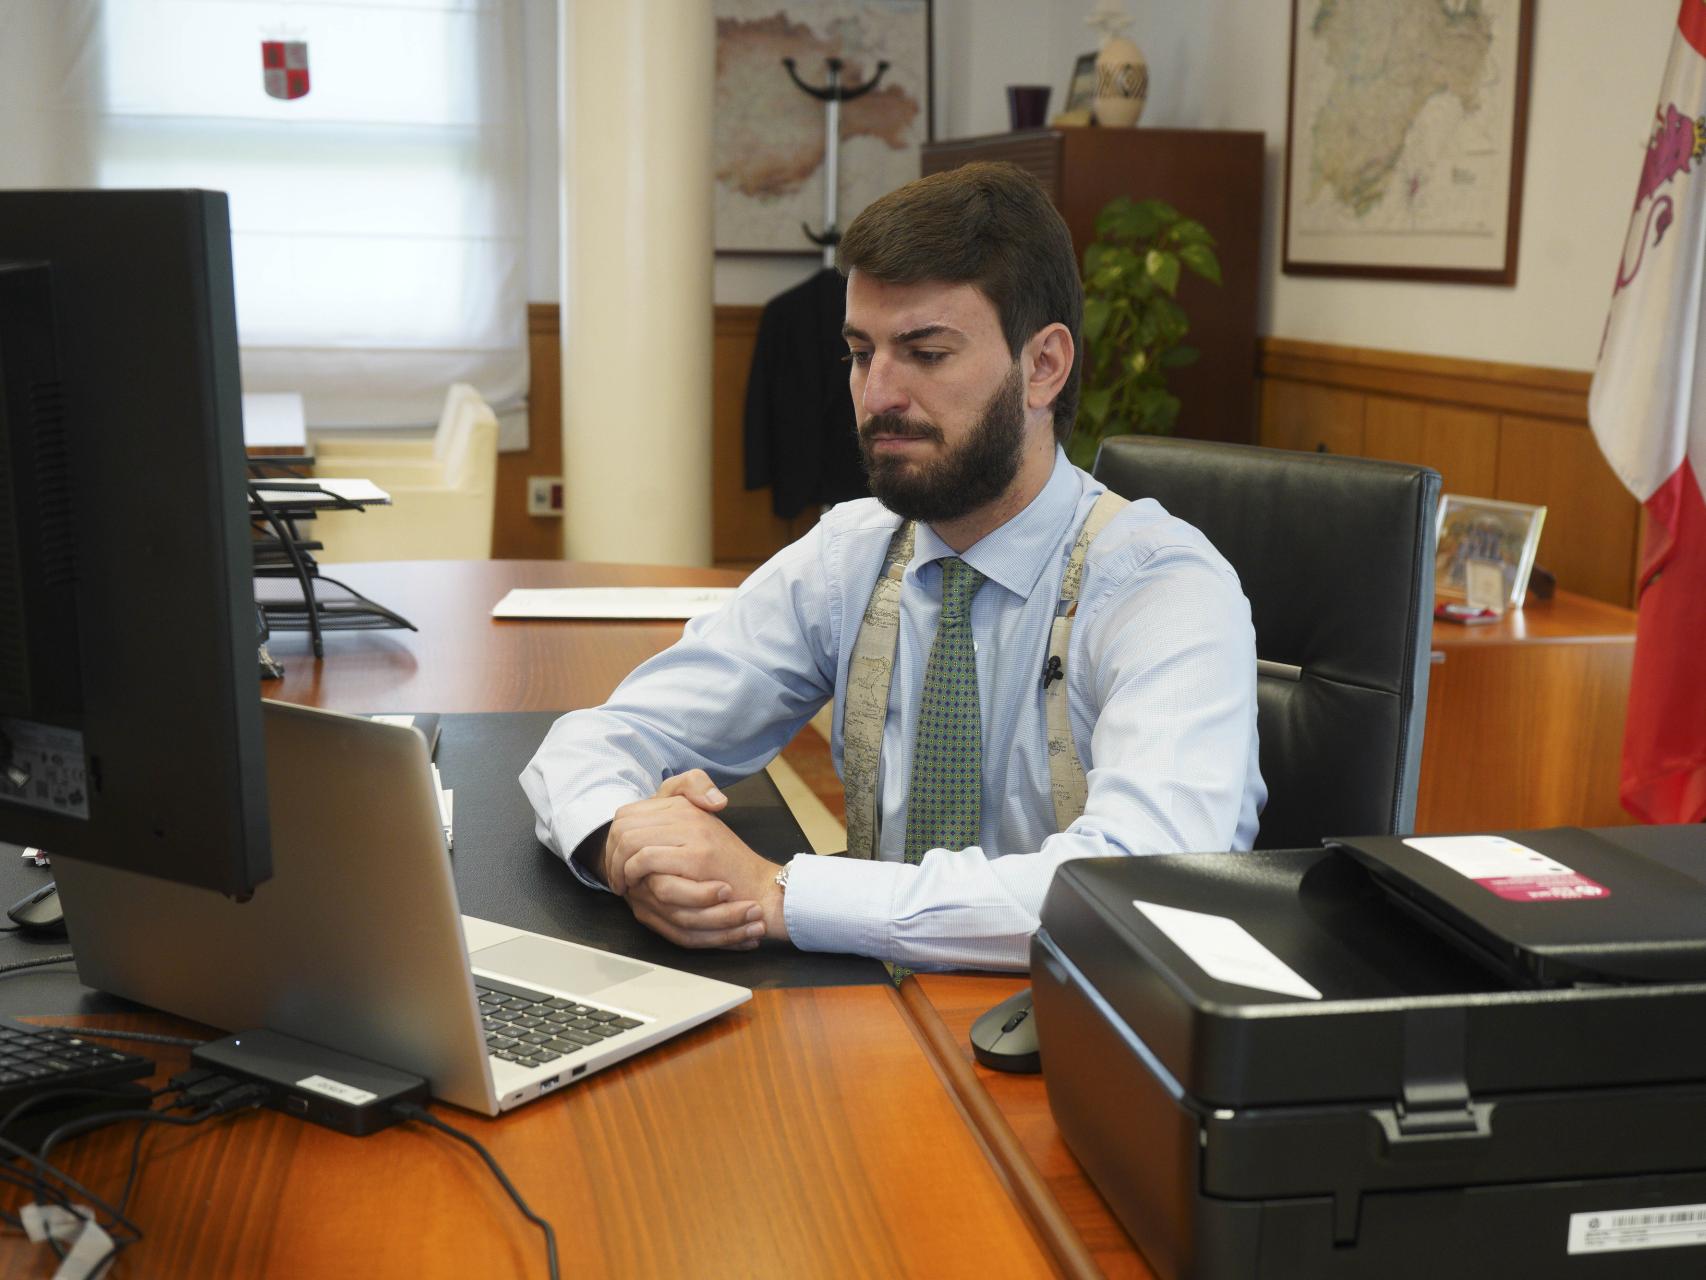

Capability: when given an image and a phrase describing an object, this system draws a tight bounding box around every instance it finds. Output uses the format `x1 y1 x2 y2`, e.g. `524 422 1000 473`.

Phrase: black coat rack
782 55 889 267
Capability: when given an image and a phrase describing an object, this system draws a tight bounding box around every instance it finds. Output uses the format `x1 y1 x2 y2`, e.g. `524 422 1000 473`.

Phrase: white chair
308 383 499 562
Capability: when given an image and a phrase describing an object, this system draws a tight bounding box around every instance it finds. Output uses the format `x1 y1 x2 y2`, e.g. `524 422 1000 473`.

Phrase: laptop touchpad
472 935 652 996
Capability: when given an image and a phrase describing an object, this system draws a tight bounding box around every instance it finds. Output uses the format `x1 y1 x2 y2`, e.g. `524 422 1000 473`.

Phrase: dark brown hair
837 162 1082 445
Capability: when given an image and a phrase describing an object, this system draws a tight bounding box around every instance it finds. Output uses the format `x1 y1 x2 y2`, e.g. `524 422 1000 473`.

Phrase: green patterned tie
903 557 987 865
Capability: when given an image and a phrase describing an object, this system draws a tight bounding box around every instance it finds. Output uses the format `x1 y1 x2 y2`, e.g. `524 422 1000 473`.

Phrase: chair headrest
1093 436 1440 691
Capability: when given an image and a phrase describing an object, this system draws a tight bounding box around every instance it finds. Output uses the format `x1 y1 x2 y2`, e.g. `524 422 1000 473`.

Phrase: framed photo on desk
1435 493 1546 606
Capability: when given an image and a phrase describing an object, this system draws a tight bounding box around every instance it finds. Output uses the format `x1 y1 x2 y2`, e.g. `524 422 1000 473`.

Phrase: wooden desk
904 977 1152 1280
0 560 1062 1279
248 563 1643 1280
1417 589 1636 832
17 991 1049 1278
257 560 1207 1279
265 559 747 713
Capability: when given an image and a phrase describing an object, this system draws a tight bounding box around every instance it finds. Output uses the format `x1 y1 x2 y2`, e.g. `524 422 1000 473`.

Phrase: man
522 162 1264 971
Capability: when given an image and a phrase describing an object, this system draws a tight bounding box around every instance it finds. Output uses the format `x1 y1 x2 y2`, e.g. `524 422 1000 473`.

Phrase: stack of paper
491 587 737 620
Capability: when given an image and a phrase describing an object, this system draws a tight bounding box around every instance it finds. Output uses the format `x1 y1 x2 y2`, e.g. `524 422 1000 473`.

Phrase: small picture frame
1051 52 1097 126
1434 494 1547 607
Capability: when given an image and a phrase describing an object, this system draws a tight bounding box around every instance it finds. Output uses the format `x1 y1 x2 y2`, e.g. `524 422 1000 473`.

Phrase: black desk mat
0 709 882 1017
438 711 881 988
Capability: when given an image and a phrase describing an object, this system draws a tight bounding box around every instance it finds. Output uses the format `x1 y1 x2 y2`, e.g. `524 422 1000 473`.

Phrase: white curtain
0 0 528 431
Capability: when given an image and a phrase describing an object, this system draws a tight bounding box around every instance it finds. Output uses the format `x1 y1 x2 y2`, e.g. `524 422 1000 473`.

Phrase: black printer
1032 825 1706 1279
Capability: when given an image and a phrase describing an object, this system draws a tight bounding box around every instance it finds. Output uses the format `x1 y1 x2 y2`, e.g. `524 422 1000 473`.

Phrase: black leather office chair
1092 436 1442 846
973 437 1442 1073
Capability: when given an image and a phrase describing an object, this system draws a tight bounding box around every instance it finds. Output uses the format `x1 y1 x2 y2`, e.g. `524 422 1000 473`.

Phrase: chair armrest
313 484 494 560
311 435 436 462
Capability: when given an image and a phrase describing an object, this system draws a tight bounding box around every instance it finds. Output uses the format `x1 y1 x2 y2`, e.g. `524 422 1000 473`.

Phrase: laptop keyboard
475 976 645 1069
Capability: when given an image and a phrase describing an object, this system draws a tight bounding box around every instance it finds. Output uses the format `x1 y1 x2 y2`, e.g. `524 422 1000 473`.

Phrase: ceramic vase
1094 35 1148 128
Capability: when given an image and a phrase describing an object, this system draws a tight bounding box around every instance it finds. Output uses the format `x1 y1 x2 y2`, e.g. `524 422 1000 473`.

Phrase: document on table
251 477 391 507
490 587 737 620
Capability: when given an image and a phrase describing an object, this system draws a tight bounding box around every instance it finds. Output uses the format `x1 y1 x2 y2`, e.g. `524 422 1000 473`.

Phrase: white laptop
52 701 750 1115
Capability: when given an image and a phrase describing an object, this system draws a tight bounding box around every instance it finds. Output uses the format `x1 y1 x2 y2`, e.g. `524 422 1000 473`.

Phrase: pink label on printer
1401 836 1611 904
1475 873 1610 902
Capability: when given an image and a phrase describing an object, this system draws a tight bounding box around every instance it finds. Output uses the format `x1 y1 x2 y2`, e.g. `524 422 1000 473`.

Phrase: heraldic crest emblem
262 40 310 101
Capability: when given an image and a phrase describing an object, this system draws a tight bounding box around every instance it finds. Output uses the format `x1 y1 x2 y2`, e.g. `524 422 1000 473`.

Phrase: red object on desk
1435 601 1499 625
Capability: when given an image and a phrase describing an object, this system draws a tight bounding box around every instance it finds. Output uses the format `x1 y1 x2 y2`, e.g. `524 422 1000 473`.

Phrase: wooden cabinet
1418 590 1635 832
922 127 1265 447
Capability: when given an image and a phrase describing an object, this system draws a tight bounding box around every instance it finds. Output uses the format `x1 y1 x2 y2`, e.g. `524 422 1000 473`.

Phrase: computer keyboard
0 1020 153 1118
475 978 644 1069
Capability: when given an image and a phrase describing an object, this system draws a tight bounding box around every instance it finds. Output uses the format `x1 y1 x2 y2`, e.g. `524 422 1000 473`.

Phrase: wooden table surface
8 990 1051 1279
265 559 749 714
0 560 1086 1279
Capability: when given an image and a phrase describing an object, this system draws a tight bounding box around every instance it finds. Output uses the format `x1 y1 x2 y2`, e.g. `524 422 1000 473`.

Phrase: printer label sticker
1568 1202 1706 1254
1401 835 1610 903
1131 901 1322 1000
296 1074 378 1106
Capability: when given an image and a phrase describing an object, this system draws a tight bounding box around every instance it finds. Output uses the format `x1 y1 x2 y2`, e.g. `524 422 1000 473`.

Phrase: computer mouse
969 986 1041 1074
6 880 66 939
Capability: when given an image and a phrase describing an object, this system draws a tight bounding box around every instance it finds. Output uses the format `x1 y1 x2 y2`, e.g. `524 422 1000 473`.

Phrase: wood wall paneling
492 304 567 560
1260 338 1591 422
1362 397 1499 497
1257 378 1365 455
1494 413 1641 610
1256 338 1636 607
514 315 1638 604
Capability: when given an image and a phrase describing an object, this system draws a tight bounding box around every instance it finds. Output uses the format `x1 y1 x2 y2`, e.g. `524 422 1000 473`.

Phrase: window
88 0 528 429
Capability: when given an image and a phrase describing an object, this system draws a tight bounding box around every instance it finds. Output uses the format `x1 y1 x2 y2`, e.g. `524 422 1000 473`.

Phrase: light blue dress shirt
521 448 1265 971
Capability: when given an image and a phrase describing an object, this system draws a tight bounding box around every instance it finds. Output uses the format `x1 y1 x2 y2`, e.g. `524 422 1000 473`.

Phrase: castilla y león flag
1589 0 1706 824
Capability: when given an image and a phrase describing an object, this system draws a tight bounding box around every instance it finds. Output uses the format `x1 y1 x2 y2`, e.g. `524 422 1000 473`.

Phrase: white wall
995 0 1676 373
529 0 1678 371
527 0 1118 306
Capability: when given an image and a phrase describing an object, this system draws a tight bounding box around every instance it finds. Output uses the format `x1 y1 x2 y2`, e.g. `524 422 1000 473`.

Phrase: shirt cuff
540 786 647 894
782 853 909 959
569 823 613 890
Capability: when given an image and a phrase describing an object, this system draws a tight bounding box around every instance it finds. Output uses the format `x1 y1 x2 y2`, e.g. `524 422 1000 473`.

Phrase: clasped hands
601 770 789 950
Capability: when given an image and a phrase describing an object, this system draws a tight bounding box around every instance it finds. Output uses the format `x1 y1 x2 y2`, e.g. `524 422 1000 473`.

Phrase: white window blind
16 0 529 430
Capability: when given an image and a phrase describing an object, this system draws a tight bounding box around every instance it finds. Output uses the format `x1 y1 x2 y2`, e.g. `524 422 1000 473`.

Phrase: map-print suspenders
840 491 1129 859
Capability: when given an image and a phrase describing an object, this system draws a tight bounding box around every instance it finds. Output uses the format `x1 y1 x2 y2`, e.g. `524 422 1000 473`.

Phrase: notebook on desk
52 703 750 1115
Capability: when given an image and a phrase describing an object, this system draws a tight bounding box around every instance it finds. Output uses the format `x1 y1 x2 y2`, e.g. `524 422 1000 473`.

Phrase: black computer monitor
0 189 269 897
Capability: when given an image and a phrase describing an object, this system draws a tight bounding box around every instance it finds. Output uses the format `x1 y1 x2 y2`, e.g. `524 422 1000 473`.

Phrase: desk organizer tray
1032 838 1706 1279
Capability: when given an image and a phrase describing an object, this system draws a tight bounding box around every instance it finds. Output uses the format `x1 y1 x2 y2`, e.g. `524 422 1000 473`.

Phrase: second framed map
1283 0 1534 284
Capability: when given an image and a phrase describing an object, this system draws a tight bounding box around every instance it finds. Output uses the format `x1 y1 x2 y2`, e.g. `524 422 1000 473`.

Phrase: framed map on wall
1283 0 1534 284
713 0 933 255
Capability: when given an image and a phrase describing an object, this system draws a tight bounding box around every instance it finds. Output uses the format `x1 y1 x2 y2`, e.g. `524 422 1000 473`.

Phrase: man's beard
858 363 1027 525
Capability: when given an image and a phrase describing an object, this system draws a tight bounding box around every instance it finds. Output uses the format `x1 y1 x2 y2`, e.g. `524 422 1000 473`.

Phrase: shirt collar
911 448 1085 600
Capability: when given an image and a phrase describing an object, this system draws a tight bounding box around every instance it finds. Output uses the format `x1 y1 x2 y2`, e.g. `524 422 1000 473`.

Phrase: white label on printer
1132 901 1321 1000
296 1074 378 1106
1401 835 1610 903
1568 1202 1706 1254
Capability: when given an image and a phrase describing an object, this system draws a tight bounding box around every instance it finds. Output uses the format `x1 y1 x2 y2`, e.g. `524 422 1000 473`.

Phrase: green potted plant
1070 197 1222 470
